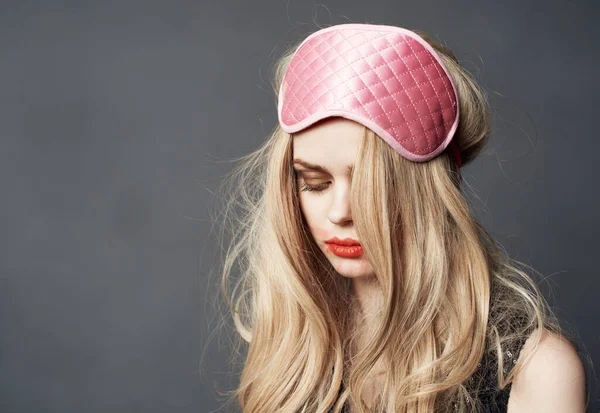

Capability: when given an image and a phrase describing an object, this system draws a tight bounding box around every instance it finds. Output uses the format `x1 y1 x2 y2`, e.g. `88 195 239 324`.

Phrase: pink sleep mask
277 23 461 168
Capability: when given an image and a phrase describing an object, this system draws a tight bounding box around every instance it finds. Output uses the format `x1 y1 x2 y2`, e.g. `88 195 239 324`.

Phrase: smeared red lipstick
324 237 363 258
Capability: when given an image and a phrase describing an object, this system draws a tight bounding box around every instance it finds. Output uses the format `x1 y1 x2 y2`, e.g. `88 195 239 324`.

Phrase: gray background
0 0 598 412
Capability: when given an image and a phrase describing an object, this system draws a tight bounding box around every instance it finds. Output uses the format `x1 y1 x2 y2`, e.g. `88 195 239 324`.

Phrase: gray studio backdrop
1 1 598 412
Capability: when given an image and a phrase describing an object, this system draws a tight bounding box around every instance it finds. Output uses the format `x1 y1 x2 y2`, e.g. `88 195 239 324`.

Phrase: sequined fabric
452 336 525 413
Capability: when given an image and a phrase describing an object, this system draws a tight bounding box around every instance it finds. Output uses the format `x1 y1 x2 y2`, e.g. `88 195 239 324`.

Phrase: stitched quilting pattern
278 24 459 161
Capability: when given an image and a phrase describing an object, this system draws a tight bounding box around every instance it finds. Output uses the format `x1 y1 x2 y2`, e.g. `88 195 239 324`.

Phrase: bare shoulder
507 328 587 413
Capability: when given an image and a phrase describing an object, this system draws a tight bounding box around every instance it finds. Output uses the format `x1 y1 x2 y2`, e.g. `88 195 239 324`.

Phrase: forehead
292 117 365 159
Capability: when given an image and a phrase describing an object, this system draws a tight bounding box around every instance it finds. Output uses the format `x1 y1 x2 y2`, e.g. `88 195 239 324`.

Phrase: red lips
325 238 364 258
325 237 362 246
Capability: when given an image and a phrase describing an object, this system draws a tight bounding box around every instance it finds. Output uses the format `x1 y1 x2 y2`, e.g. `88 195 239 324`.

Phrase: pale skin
292 117 587 412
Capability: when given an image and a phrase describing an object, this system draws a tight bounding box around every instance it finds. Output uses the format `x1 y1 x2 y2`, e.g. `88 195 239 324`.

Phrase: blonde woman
213 23 587 413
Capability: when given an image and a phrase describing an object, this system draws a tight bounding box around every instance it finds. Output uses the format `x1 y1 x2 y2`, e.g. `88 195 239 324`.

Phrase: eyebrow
293 159 354 174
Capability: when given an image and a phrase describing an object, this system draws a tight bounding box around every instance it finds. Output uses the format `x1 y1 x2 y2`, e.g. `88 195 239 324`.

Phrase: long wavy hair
210 26 575 413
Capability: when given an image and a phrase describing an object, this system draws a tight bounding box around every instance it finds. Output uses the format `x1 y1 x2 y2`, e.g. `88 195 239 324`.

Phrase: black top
328 332 528 413
462 333 527 413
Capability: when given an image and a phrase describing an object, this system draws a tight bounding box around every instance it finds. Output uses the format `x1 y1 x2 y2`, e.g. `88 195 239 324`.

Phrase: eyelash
299 181 329 193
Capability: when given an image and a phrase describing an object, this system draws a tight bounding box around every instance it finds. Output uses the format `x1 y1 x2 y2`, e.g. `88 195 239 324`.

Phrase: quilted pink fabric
277 23 460 165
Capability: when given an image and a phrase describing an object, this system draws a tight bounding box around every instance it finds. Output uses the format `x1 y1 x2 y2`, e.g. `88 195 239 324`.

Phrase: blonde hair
210 26 575 413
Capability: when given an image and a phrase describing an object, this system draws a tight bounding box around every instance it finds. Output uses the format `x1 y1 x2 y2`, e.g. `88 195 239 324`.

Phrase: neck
344 275 387 409
349 274 384 333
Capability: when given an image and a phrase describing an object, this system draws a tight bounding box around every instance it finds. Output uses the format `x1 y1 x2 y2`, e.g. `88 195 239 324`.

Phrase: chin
328 256 374 279
336 271 370 280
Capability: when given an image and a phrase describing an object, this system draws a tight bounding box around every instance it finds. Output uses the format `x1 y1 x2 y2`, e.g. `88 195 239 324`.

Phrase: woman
214 23 587 413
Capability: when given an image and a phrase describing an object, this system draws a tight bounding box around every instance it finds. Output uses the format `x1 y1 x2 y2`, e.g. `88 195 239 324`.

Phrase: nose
327 184 352 226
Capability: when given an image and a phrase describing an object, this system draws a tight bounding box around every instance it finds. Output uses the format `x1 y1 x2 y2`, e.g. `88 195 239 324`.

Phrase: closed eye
299 180 330 193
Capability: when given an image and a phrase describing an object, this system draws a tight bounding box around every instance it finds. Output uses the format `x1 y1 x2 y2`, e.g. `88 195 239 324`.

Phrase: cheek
310 227 329 240
298 195 328 232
